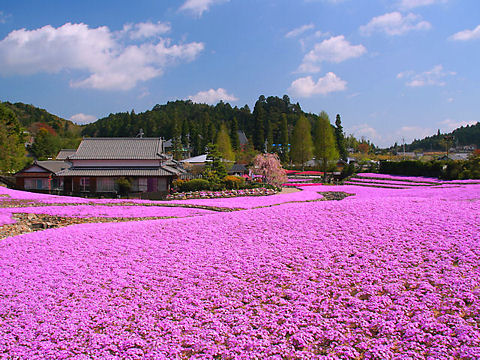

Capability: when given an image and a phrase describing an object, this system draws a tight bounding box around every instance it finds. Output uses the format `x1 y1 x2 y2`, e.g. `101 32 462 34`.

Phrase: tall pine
279 114 289 163
335 114 348 161
216 123 235 161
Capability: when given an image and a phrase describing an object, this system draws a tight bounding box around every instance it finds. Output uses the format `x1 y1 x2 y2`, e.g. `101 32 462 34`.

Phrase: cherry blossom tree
252 153 287 188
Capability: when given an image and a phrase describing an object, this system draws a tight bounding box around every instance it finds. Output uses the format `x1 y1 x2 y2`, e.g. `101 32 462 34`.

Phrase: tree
290 116 313 170
279 114 289 163
314 112 339 180
253 153 287 188
29 128 61 160
0 103 27 174
204 143 227 182
216 123 235 161
230 117 240 151
171 114 182 160
335 114 348 161
252 101 265 150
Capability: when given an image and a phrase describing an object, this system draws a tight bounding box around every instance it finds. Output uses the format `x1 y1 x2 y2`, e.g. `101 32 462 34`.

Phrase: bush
223 175 245 189
177 178 211 192
115 177 131 195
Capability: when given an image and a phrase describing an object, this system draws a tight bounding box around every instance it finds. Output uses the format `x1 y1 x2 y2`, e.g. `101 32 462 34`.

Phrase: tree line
82 95 351 167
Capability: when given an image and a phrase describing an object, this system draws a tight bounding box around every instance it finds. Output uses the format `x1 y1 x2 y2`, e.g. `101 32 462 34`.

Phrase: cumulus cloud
349 123 380 141
188 88 238 104
398 0 447 9
397 65 455 87
0 22 204 90
289 72 347 97
127 21 171 40
449 25 480 41
439 119 478 132
179 0 229 17
298 35 366 73
70 113 97 125
360 12 431 36
285 24 315 38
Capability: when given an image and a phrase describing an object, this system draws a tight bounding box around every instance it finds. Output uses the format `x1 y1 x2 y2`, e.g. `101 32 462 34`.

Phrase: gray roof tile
57 167 176 177
69 138 166 160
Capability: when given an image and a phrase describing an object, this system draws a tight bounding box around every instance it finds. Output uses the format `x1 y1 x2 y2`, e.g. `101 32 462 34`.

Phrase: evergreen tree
204 143 227 180
335 114 348 161
252 101 265 150
0 103 27 174
171 114 182 160
230 117 240 151
265 115 274 152
216 123 235 161
314 112 339 180
290 116 313 170
279 114 289 163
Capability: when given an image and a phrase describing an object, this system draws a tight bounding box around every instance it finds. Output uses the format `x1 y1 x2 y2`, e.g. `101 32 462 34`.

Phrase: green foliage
290 116 313 169
204 143 228 181
314 111 339 177
0 103 28 174
29 128 61 160
178 178 211 192
335 114 348 161
216 123 235 161
115 177 131 195
279 114 289 163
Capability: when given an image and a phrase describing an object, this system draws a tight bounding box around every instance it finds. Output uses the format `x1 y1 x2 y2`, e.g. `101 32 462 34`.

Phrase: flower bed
165 187 276 201
0 183 479 358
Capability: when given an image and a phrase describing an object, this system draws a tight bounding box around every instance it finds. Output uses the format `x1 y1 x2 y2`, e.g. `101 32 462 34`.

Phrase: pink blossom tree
252 153 287 188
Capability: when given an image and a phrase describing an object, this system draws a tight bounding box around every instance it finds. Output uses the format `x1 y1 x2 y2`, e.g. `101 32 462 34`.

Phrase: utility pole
402 137 406 160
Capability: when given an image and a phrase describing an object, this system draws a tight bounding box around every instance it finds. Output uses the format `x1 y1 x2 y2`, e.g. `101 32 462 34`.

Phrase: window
25 178 48 190
80 177 90 192
138 178 148 192
97 177 115 192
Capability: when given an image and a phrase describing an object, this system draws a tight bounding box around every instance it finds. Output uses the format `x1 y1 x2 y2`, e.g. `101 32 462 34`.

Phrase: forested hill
406 122 480 152
2 101 81 138
81 95 326 156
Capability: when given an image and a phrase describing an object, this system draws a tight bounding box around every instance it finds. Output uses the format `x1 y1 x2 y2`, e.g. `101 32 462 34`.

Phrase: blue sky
0 0 479 147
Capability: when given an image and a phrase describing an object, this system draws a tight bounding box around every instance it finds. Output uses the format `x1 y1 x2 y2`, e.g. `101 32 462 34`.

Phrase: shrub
223 175 245 189
178 178 211 192
115 177 131 195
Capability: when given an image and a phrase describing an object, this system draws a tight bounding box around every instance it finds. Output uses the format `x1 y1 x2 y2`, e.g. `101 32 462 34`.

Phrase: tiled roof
56 149 76 160
69 138 166 160
36 161 70 174
57 167 176 177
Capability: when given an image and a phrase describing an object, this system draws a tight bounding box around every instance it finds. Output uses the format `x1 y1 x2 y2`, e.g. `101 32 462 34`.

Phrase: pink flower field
0 181 479 358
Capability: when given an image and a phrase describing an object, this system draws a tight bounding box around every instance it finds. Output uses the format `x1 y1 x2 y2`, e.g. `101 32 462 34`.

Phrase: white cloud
289 72 347 97
128 21 171 40
349 123 380 141
449 25 480 41
298 35 366 73
188 88 238 104
0 11 10 24
439 119 477 132
0 22 204 91
397 65 455 87
179 0 229 17
70 113 97 125
360 12 431 36
398 0 447 9
285 24 315 38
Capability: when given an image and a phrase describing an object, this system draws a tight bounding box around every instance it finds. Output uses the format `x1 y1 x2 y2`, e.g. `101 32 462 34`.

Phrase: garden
0 175 479 359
